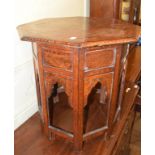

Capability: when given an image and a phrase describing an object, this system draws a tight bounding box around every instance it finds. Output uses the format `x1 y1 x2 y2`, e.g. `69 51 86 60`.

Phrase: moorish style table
17 17 140 151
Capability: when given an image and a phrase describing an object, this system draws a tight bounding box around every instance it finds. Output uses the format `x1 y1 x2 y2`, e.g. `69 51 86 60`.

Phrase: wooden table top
17 17 141 47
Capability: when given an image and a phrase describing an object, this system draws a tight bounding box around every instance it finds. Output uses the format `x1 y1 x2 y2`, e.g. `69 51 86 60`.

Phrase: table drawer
42 47 72 71
85 48 116 70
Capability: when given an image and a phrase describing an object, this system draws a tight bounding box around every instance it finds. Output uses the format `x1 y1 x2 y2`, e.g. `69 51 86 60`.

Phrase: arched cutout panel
83 73 113 133
45 74 73 134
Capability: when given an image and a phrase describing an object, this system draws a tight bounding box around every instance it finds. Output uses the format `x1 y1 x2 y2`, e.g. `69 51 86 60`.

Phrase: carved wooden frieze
84 73 114 107
44 73 73 108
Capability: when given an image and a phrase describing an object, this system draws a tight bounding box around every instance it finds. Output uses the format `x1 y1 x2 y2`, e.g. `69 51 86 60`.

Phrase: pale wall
14 0 85 129
84 0 90 17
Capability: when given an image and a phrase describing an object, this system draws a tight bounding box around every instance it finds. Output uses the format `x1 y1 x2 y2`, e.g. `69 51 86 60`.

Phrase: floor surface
14 112 140 155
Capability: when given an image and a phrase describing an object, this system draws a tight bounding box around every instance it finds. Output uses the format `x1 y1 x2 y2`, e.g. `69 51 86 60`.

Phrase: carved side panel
83 73 114 133
114 44 130 122
44 73 73 108
84 73 114 107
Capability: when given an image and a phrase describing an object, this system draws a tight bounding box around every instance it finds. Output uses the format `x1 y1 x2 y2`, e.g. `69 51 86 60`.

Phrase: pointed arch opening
47 82 73 134
83 81 109 134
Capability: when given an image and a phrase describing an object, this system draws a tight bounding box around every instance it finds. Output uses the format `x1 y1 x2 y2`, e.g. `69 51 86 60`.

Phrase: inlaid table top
17 17 141 47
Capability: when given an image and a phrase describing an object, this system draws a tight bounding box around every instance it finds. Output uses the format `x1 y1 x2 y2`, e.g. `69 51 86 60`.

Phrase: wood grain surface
17 17 140 47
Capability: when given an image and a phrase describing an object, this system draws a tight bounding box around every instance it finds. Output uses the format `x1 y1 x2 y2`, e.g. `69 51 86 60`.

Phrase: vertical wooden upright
72 48 84 150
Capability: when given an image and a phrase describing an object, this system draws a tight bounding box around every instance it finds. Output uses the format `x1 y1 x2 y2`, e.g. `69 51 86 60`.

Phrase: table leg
72 50 84 151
